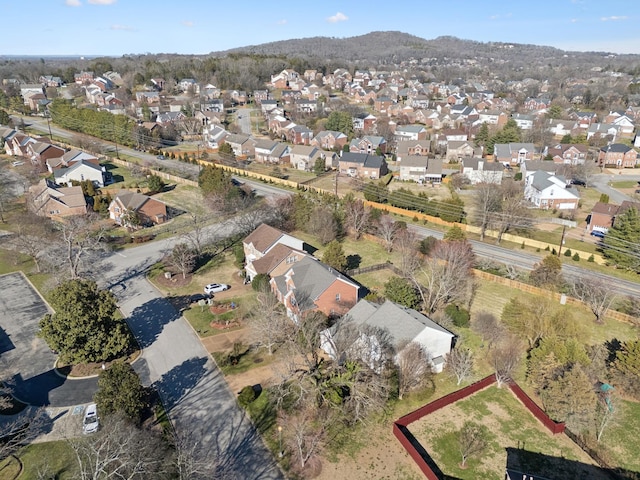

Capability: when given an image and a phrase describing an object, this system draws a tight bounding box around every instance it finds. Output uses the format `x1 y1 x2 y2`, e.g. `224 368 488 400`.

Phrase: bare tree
69 414 172 480
473 181 503 241
0 407 48 462
343 195 371 239
397 341 433 399
171 428 232 480
167 243 196 279
11 212 54 273
458 421 488 468
180 213 209 257
447 347 475 386
472 312 504 350
308 205 338 245
280 404 330 472
394 228 421 278
377 215 400 252
250 290 290 355
418 240 475 313
491 179 532 244
571 277 617 324
492 336 523 388
55 213 108 279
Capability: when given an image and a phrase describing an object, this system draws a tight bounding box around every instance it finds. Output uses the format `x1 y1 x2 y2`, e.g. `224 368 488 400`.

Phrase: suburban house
587 123 619 141
320 300 455 373
28 179 88 219
598 144 638 168
446 140 479 162
47 149 99 172
398 156 443 184
108 191 167 228
295 99 318 114
286 125 314 146
396 140 431 162
460 157 504 184
494 143 537 165
587 201 640 234
524 171 580 210
25 141 65 171
395 125 428 142
224 134 256 159
339 152 388 179
54 159 107 187
253 139 290 164
243 224 307 281
520 160 561 179
311 131 348 151
349 135 387 155
270 256 363 320
352 112 377 133
246 243 311 281
203 124 228 149
289 145 325 171
546 143 589 165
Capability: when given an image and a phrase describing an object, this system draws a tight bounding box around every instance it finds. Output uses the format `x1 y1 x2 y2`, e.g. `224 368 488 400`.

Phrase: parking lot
0 272 97 407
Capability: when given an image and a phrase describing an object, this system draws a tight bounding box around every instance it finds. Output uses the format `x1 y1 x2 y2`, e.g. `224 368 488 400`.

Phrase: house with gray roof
270 256 363 320
399 156 442 183
339 152 388 179
524 170 579 210
54 159 106 187
320 300 455 373
494 142 536 165
395 124 428 142
460 157 504 185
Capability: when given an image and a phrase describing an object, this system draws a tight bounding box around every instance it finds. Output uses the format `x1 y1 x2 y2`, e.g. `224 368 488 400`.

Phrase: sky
2 0 640 57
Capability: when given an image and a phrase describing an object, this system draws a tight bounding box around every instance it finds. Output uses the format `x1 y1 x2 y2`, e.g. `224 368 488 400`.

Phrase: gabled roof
462 157 503 171
342 300 454 350
53 159 102 178
113 190 162 212
250 244 309 276
243 223 286 254
278 256 360 310
340 152 385 168
591 201 620 216
396 124 426 133
601 143 633 153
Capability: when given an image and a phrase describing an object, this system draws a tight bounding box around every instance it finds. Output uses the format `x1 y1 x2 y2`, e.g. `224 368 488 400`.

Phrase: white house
53 160 106 187
460 157 503 184
524 170 580 210
320 300 455 373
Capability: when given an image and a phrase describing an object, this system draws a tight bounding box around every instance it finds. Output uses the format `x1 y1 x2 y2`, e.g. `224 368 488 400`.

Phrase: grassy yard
211 346 277 376
182 299 247 338
414 385 609 479
609 180 639 189
601 399 640 471
13 441 77 479
154 184 207 214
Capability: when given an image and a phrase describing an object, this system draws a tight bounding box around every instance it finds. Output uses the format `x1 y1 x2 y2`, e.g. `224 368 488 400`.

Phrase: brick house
339 152 388 179
270 256 363 320
311 131 348 151
546 143 589 165
243 224 307 281
598 144 638 169
349 135 387 155
28 179 88 219
109 191 167 228
396 140 430 162
588 201 640 234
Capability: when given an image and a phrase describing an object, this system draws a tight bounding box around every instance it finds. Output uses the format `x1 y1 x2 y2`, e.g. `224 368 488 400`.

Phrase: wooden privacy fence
393 376 566 478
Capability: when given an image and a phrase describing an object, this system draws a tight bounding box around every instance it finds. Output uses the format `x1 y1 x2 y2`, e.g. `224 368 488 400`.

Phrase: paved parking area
0 272 97 406
0 272 54 382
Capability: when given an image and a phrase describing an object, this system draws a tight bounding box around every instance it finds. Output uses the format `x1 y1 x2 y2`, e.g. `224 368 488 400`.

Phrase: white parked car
83 403 99 434
204 283 230 295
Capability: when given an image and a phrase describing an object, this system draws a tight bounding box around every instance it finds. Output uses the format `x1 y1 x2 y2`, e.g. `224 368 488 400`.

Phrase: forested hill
215 30 640 70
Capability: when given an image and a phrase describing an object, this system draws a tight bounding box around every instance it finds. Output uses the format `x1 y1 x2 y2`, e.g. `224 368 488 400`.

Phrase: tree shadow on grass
346 254 362 270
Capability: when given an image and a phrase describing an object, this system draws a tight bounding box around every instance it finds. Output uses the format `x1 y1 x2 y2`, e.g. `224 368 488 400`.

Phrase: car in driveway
204 283 230 295
83 403 99 434
590 230 606 238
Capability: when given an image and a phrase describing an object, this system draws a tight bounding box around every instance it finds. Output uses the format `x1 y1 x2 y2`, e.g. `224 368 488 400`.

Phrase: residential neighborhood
1 24 640 480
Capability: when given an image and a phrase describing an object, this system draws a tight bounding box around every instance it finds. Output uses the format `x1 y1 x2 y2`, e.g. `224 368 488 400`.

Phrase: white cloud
326 12 348 23
182 20 194 27
570 18 579 23
88 0 117 4
277 19 287 25
110 24 135 31
65 0 82 6
601 16 628 21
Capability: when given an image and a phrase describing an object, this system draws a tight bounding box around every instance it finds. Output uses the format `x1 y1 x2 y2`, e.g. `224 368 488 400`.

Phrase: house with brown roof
546 143 589 165
588 201 640 234
108 191 167 228
243 224 307 280
396 140 431 162
28 179 88 219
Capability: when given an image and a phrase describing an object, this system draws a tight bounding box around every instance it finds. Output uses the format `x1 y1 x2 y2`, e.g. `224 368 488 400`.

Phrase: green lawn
15 441 77 479
415 386 610 479
601 399 640 471
212 347 277 376
182 300 246 338
609 180 639 189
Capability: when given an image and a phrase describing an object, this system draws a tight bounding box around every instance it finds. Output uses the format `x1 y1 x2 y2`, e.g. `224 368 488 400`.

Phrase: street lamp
278 425 283 458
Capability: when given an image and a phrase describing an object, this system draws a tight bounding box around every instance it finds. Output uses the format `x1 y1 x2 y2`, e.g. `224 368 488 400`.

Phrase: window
335 293 341 302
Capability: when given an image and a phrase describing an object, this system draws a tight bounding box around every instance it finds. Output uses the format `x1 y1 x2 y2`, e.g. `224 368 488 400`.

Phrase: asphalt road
591 172 640 204
101 228 283 479
236 107 255 135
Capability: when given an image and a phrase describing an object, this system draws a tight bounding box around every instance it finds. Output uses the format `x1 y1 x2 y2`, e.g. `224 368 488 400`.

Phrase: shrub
521 241 525 249
564 248 573 257
445 304 470 328
238 385 258 407
572 252 580 261
588 254 595 263
545 245 550 251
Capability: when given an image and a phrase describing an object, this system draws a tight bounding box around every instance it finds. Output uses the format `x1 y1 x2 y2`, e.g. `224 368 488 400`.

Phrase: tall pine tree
602 206 640 272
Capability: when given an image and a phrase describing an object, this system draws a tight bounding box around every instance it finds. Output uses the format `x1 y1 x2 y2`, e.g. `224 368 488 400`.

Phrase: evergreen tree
383 276 420 309
322 240 348 271
601 207 640 272
94 362 146 424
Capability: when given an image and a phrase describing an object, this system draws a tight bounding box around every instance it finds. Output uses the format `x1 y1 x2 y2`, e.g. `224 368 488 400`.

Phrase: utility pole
334 170 339 197
558 224 567 257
